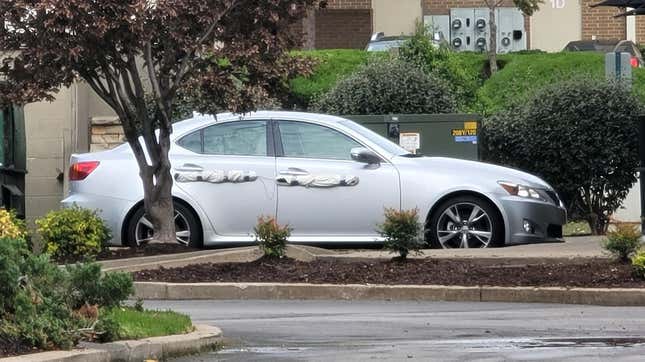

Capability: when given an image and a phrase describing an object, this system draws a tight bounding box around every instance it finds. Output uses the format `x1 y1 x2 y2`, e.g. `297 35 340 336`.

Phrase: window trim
175 120 273 157
273 120 378 161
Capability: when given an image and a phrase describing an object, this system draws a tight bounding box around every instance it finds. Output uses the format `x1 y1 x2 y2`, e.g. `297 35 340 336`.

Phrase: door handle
175 163 204 172
279 167 309 176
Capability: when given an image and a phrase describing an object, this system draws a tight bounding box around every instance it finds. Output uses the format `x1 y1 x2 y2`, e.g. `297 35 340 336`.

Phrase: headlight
498 181 545 200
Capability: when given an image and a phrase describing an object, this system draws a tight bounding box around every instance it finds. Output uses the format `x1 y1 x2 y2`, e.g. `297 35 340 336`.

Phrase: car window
278 121 361 160
203 121 267 156
178 121 268 156
177 130 202 153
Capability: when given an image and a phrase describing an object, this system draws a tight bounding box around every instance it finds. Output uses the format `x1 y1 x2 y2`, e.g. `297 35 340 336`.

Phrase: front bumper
499 196 567 244
61 193 137 246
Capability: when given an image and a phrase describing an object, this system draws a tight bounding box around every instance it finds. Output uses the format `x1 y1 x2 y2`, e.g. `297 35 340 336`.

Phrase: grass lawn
104 307 193 340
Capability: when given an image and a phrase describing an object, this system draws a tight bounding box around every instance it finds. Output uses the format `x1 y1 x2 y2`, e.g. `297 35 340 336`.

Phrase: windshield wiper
400 153 424 158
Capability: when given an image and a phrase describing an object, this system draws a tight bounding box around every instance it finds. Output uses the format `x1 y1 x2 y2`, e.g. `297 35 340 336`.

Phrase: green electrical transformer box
0 105 26 218
343 114 480 161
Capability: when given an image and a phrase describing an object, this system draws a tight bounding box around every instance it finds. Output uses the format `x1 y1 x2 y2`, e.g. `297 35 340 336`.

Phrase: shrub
632 251 645 279
398 22 480 109
377 208 424 260
289 49 376 109
254 216 291 258
482 78 642 235
602 224 642 263
0 208 27 241
314 57 457 115
36 205 111 262
65 263 133 309
0 239 133 351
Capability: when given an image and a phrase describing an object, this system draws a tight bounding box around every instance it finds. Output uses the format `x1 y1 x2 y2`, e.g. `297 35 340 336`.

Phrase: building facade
304 0 645 52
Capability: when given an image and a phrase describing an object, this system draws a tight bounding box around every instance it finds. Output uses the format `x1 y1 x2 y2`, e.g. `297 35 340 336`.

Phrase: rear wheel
125 202 202 248
427 195 504 249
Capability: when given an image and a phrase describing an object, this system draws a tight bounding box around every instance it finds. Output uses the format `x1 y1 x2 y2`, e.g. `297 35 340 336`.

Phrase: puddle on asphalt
516 337 645 349
218 346 312 355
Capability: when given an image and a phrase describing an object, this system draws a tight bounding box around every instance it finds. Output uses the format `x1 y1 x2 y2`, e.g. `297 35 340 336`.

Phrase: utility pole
640 116 645 235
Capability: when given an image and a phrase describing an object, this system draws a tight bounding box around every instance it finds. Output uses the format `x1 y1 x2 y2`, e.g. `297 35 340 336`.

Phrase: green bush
36 206 111 262
289 49 377 109
65 263 133 309
398 23 480 110
377 208 424 260
482 78 641 234
314 58 457 115
632 250 645 279
254 216 291 258
602 224 642 263
0 237 133 351
475 52 605 114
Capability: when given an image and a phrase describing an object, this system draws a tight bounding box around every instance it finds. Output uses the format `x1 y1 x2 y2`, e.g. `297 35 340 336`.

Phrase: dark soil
96 243 200 261
133 257 645 288
0 338 44 358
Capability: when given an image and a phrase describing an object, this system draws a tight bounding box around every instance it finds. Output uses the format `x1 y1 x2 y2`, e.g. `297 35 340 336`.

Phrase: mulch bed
96 243 200 261
0 338 44 358
133 257 645 288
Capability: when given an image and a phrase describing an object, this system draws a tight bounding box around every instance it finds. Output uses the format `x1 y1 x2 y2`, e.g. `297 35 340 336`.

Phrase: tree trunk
488 6 498 75
130 134 176 244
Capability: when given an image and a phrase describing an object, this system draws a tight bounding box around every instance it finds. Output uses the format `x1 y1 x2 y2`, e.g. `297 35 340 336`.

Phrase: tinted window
177 121 268 156
177 130 202 153
279 121 361 160
203 121 267 156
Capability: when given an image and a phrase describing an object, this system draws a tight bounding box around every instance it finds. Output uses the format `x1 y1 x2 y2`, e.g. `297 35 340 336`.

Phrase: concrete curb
1 324 223 362
133 282 645 306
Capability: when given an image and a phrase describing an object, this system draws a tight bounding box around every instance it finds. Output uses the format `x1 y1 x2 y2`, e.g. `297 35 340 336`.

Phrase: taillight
69 161 100 181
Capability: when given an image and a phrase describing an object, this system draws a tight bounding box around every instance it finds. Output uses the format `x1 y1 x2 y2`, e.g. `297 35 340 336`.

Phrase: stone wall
90 116 125 152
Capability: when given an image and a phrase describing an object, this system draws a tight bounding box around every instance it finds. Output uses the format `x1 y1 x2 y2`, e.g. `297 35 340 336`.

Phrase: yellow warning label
451 129 477 136
464 121 478 130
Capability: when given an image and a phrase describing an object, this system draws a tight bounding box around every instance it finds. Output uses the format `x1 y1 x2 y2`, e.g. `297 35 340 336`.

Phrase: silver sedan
61 111 566 249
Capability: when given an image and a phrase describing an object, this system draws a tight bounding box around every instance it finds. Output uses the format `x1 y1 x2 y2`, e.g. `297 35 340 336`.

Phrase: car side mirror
351 147 381 165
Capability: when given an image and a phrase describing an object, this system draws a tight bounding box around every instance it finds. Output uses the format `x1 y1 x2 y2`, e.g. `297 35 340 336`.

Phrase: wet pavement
146 299 645 361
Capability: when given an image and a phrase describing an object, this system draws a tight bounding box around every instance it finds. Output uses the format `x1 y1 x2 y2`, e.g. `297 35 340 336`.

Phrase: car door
172 120 276 237
274 120 400 240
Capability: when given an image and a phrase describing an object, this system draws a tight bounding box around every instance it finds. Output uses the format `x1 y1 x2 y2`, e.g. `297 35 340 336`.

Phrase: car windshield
366 40 405 51
339 120 410 156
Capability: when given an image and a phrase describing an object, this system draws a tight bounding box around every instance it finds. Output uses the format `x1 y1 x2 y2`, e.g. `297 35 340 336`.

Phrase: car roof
171 110 347 137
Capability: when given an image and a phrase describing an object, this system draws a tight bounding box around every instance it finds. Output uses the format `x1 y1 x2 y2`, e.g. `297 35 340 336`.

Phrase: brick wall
581 0 625 40
636 17 645 44
314 9 373 48
324 0 371 9
423 0 517 15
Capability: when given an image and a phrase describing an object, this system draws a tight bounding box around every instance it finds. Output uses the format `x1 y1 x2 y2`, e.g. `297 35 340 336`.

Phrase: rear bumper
499 196 567 244
61 193 136 246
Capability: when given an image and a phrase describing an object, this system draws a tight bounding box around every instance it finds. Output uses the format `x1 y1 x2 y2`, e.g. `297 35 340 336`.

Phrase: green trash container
343 114 480 161
0 105 26 217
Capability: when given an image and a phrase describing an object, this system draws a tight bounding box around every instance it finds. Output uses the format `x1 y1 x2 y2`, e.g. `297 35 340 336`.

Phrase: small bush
378 208 424 260
398 22 480 109
602 224 642 263
483 78 642 235
65 263 133 309
314 57 457 115
36 206 111 262
632 251 645 280
254 216 291 258
0 208 27 241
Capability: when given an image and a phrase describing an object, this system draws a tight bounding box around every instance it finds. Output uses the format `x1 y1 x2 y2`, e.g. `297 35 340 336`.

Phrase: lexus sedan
61 111 566 249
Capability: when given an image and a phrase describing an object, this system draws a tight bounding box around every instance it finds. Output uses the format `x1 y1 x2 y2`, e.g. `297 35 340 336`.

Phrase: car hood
403 156 554 190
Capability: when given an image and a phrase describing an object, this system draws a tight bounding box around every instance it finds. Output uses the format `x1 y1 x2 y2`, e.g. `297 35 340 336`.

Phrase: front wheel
427 195 504 249
125 202 202 248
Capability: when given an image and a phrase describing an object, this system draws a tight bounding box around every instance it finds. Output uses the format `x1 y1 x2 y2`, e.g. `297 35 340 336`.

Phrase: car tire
427 195 504 249
125 202 202 248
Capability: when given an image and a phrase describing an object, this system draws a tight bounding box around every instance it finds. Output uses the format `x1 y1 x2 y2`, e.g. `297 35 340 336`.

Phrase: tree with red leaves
0 0 314 245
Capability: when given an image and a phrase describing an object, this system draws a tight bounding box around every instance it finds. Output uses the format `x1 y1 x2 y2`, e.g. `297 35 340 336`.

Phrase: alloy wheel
134 210 191 246
435 202 493 248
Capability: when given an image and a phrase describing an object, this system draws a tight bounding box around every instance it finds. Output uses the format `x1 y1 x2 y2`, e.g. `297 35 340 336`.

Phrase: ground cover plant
378 208 424 260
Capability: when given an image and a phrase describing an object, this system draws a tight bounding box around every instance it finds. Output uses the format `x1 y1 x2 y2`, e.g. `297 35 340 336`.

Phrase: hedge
290 49 645 114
